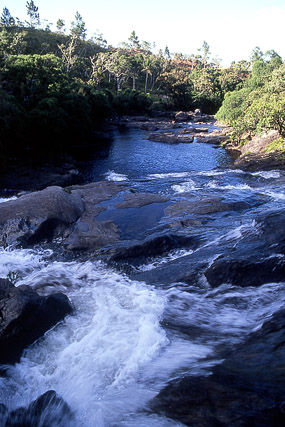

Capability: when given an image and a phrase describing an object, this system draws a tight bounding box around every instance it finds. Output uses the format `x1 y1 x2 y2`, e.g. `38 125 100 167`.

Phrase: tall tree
198 40 211 68
128 30 140 48
56 19 65 33
0 7 15 26
70 12 87 40
26 0 40 28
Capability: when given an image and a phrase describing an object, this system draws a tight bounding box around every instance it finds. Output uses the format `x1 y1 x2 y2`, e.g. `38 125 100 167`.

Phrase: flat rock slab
115 192 169 209
147 132 194 144
165 199 249 216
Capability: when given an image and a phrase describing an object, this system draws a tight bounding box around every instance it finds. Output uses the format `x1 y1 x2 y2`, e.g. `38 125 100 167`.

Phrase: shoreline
1 115 284 196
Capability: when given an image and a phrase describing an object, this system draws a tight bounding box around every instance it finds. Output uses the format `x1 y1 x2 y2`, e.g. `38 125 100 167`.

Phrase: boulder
0 186 84 247
110 234 202 264
205 256 285 287
2 390 74 426
150 309 285 426
0 278 72 365
175 111 191 122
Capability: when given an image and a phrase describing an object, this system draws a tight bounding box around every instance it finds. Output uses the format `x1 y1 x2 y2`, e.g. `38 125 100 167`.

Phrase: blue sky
3 0 285 65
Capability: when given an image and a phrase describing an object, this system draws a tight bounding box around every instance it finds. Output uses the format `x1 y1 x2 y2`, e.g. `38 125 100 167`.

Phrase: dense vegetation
0 2 284 168
216 48 285 144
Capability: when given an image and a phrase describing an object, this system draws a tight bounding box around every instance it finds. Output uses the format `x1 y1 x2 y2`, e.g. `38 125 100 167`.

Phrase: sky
3 0 285 66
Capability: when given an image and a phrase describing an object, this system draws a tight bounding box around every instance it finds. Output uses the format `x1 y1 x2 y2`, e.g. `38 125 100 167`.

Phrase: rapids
0 125 284 426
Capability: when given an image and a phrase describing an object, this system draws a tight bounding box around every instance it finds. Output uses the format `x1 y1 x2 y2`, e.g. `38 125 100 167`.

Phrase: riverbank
223 128 285 171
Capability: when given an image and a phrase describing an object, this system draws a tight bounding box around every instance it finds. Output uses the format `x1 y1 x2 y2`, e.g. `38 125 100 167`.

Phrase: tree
26 1 40 28
128 30 140 48
58 35 79 73
0 7 15 26
250 46 264 63
198 40 211 68
70 12 87 40
56 19 65 33
164 45 170 58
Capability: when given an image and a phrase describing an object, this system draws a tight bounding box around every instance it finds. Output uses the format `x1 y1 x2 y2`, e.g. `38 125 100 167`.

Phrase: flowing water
0 126 284 426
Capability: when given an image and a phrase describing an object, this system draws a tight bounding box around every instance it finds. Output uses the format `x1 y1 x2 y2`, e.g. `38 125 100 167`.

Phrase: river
0 124 284 426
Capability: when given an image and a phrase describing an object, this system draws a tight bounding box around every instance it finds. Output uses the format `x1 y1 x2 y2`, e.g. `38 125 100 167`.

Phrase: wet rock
0 278 72 365
69 181 122 205
115 192 169 209
0 186 84 247
147 132 194 144
150 309 285 426
4 390 74 426
205 256 285 288
110 234 201 264
64 218 118 251
165 199 249 216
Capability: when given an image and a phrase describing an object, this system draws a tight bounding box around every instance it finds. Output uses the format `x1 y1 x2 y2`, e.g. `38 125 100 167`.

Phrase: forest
0 1 284 168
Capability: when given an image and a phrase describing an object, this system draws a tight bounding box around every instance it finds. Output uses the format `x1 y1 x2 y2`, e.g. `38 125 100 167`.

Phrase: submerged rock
3 390 74 426
150 309 285 426
0 278 72 365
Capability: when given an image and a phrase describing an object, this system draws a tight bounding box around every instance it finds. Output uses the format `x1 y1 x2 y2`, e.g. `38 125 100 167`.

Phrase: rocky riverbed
0 115 284 426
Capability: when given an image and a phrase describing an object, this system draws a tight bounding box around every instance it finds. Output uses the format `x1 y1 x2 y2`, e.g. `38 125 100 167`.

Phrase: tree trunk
145 72 148 93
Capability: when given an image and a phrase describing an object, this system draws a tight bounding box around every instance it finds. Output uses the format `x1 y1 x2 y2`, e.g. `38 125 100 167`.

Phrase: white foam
206 181 252 190
147 172 192 180
0 196 17 204
171 179 198 193
0 257 168 426
104 170 129 182
252 170 281 179
261 190 285 200
0 247 52 282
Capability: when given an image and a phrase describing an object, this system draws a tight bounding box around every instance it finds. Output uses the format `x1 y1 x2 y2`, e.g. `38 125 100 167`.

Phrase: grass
263 137 285 153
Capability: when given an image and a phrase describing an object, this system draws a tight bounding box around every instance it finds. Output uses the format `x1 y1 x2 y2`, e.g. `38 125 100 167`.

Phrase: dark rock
150 309 285 426
175 111 191 122
0 279 72 365
5 390 74 426
205 256 285 288
111 234 202 263
147 132 194 144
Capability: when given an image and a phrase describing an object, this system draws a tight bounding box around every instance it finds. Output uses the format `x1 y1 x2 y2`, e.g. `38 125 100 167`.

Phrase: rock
0 186 84 247
150 309 285 426
115 192 169 209
110 234 202 264
194 108 202 116
239 130 280 156
0 278 72 365
205 256 285 288
165 199 249 216
4 390 74 426
63 218 118 251
175 111 191 122
147 132 194 144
